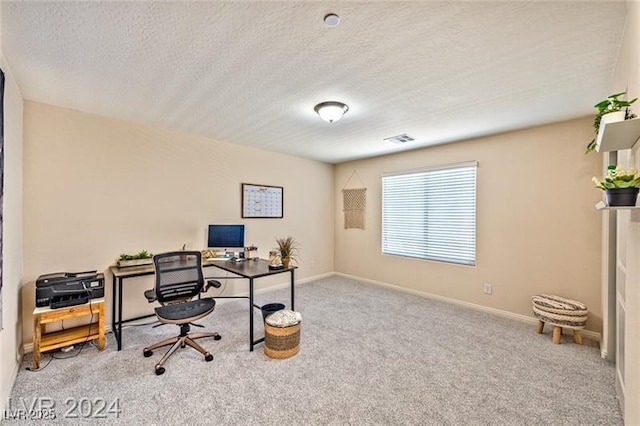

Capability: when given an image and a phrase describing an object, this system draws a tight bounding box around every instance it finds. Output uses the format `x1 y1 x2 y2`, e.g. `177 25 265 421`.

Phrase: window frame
381 161 477 266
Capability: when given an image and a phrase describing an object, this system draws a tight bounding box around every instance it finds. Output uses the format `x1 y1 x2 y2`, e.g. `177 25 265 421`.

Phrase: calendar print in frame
242 183 284 218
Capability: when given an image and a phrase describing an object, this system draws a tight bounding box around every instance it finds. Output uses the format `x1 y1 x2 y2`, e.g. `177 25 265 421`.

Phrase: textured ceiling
1 1 628 164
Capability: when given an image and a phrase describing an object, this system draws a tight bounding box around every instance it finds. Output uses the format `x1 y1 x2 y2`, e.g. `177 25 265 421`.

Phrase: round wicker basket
264 322 301 359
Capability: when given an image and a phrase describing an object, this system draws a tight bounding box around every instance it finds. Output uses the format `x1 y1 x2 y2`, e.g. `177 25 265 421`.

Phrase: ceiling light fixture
314 101 349 123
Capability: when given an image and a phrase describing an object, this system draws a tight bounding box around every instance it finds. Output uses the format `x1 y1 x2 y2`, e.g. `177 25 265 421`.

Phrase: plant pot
117 258 153 267
606 188 640 206
601 110 626 125
281 258 290 269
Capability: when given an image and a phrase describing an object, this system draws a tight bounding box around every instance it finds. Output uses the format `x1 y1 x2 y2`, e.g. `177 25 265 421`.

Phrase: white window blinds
381 161 477 266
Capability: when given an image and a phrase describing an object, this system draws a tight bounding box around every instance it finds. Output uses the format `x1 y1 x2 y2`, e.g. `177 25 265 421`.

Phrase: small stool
532 294 587 344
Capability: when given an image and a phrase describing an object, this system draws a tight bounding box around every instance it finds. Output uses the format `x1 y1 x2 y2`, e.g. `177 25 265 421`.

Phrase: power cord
122 319 161 329
219 273 228 295
26 355 53 372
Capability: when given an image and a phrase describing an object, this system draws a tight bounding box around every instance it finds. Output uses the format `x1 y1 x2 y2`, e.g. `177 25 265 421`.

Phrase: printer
35 271 105 309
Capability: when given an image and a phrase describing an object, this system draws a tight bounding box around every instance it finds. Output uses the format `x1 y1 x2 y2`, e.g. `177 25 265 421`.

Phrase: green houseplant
586 92 638 153
592 166 640 206
274 236 300 269
117 250 153 267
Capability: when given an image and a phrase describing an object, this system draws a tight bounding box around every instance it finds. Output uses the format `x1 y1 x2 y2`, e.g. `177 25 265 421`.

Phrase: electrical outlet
310 260 315 268
483 283 492 295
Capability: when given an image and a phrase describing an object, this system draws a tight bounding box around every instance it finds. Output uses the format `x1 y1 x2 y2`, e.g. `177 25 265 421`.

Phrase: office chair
143 251 221 375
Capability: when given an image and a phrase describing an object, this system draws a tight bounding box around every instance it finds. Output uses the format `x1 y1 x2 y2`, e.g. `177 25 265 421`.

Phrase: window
382 161 477 266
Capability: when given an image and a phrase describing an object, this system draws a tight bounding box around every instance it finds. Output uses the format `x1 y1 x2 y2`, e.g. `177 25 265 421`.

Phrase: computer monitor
207 224 245 250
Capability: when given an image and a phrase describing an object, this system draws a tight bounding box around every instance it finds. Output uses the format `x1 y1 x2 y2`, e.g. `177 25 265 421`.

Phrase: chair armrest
205 280 222 291
144 289 157 303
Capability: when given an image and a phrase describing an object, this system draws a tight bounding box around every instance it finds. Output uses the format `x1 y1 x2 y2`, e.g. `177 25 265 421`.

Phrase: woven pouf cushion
532 294 588 344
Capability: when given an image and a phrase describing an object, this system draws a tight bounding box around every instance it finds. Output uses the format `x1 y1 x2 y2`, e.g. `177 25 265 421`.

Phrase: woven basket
264 322 301 359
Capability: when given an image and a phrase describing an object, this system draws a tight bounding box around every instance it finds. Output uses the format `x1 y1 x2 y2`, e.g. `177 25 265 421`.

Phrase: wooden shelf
39 323 101 353
596 117 640 152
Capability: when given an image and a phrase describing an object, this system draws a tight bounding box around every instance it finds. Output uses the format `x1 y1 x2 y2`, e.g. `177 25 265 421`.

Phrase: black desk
109 258 296 352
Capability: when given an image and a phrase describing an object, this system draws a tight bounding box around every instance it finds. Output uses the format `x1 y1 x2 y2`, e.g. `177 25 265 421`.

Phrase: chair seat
155 298 216 324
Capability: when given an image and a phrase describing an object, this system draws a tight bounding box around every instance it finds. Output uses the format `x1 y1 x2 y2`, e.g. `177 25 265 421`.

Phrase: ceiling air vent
384 134 415 144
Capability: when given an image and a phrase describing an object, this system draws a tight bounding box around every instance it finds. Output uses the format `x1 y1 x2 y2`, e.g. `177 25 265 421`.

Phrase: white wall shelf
595 201 640 210
596 117 640 152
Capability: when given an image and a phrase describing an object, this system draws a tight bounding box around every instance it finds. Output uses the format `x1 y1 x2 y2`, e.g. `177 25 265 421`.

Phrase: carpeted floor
6 276 622 425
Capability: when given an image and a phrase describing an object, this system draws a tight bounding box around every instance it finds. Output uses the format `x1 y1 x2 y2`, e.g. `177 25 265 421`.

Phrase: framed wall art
242 183 283 218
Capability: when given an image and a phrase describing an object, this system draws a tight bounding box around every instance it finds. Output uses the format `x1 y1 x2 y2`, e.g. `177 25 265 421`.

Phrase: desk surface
207 258 296 278
110 263 155 277
110 258 295 279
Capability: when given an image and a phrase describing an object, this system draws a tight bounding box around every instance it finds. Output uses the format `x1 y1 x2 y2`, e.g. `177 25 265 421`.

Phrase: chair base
143 326 221 375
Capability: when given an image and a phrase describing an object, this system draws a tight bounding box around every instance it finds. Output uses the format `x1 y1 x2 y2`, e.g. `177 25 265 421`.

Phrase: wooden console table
32 298 105 369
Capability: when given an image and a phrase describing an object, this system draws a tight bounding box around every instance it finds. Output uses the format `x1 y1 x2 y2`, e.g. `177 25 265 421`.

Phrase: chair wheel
143 349 153 357
155 366 165 375
205 353 214 362
214 334 222 341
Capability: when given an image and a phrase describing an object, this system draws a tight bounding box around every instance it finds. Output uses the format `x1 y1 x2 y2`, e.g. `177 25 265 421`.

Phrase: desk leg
291 268 295 311
249 277 254 352
111 274 119 351
117 277 123 351
32 313 41 370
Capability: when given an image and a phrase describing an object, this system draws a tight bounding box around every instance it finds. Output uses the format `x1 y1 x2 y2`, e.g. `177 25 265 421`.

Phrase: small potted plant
274 236 300 269
592 166 640 206
586 91 638 153
117 250 154 267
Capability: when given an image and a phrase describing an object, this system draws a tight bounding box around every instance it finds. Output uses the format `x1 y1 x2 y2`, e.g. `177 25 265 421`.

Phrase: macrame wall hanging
342 170 366 230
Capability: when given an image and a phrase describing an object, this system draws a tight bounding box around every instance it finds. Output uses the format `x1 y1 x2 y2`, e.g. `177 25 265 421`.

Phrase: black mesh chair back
153 251 204 305
143 250 221 375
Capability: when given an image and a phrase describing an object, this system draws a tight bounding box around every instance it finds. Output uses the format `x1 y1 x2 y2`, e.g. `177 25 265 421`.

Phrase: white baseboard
0 355 21 421
335 272 602 342
297 271 336 284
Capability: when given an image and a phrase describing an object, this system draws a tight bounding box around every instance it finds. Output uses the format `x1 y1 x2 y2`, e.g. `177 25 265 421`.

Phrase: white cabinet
596 112 640 421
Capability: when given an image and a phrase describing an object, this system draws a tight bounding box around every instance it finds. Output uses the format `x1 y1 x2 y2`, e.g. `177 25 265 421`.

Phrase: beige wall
335 118 603 332
0 57 24 408
21 101 334 343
